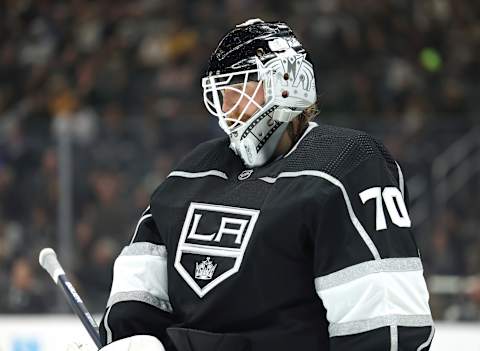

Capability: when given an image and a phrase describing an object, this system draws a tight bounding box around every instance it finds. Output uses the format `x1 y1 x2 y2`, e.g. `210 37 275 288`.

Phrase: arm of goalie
66 336 165 351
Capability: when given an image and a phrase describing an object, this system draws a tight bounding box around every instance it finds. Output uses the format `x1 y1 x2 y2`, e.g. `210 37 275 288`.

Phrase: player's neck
274 130 293 158
274 119 302 158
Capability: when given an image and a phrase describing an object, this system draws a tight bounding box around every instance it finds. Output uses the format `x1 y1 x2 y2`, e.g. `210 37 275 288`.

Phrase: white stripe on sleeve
107 242 171 312
315 258 433 337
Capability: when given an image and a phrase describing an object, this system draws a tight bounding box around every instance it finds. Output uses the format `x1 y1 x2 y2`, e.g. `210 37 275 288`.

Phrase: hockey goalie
74 19 435 351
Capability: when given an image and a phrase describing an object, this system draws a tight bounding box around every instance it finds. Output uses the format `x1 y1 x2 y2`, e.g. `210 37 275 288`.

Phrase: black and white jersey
100 122 434 351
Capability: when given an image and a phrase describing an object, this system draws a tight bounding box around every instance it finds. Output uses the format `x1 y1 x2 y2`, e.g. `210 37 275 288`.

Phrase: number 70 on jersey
359 186 411 231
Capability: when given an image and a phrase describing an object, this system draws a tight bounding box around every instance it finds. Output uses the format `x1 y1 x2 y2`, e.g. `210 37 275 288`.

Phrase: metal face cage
202 66 274 134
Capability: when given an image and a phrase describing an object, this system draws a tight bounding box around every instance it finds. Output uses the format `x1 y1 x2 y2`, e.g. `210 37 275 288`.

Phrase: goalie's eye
227 73 258 86
220 83 242 97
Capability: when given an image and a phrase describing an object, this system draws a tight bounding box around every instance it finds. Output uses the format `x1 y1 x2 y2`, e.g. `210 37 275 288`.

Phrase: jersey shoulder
150 136 233 206
287 123 397 179
172 136 234 172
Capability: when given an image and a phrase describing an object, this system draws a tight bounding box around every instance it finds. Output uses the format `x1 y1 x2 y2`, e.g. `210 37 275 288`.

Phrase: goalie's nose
221 89 238 115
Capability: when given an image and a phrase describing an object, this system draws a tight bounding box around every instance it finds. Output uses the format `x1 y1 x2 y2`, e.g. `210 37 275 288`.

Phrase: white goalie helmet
202 19 317 168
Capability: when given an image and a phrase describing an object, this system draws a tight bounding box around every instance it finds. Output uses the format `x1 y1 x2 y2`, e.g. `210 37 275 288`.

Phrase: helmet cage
202 59 275 134
203 49 316 135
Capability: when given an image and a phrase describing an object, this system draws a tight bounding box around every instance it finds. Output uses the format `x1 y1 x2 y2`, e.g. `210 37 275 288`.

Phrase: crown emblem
195 257 217 280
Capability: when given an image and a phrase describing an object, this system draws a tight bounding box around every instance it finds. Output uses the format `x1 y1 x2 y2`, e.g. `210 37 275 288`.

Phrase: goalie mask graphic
202 19 317 167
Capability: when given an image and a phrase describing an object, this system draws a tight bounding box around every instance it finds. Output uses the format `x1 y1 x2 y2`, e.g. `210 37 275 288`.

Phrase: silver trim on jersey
121 242 167 258
417 326 435 351
390 325 398 351
314 257 423 290
395 161 405 198
329 314 434 337
104 305 113 344
259 170 381 260
283 121 318 158
107 291 173 313
167 170 228 180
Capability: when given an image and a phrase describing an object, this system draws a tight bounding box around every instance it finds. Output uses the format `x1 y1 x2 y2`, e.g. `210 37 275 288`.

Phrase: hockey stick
39 247 102 349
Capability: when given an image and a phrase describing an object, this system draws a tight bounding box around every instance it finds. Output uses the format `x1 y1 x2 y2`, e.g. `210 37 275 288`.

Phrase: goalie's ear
100 335 165 351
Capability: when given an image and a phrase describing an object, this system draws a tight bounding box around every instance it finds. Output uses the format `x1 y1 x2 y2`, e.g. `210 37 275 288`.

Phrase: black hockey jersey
100 122 434 351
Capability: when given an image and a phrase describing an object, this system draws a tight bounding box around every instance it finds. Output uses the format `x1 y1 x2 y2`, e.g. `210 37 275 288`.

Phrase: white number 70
359 187 411 231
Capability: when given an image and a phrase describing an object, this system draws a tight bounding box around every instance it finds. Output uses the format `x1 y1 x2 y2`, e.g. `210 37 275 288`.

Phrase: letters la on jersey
174 202 259 298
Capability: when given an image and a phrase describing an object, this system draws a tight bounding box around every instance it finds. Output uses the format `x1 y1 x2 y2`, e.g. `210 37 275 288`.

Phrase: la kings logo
174 202 260 298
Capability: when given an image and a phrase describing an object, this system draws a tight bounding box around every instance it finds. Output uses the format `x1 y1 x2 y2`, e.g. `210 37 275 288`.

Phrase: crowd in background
0 0 479 318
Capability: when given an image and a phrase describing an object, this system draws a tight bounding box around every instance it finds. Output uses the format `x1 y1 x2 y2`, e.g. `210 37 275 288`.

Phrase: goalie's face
221 81 265 127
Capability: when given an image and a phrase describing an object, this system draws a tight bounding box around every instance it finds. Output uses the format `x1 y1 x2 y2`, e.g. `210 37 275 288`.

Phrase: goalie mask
202 19 317 168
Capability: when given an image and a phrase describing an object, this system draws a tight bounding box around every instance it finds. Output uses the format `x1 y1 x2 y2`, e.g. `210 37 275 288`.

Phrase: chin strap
273 108 302 122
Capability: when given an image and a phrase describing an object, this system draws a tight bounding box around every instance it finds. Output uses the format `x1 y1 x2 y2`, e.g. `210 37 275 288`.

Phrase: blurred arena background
0 0 479 349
